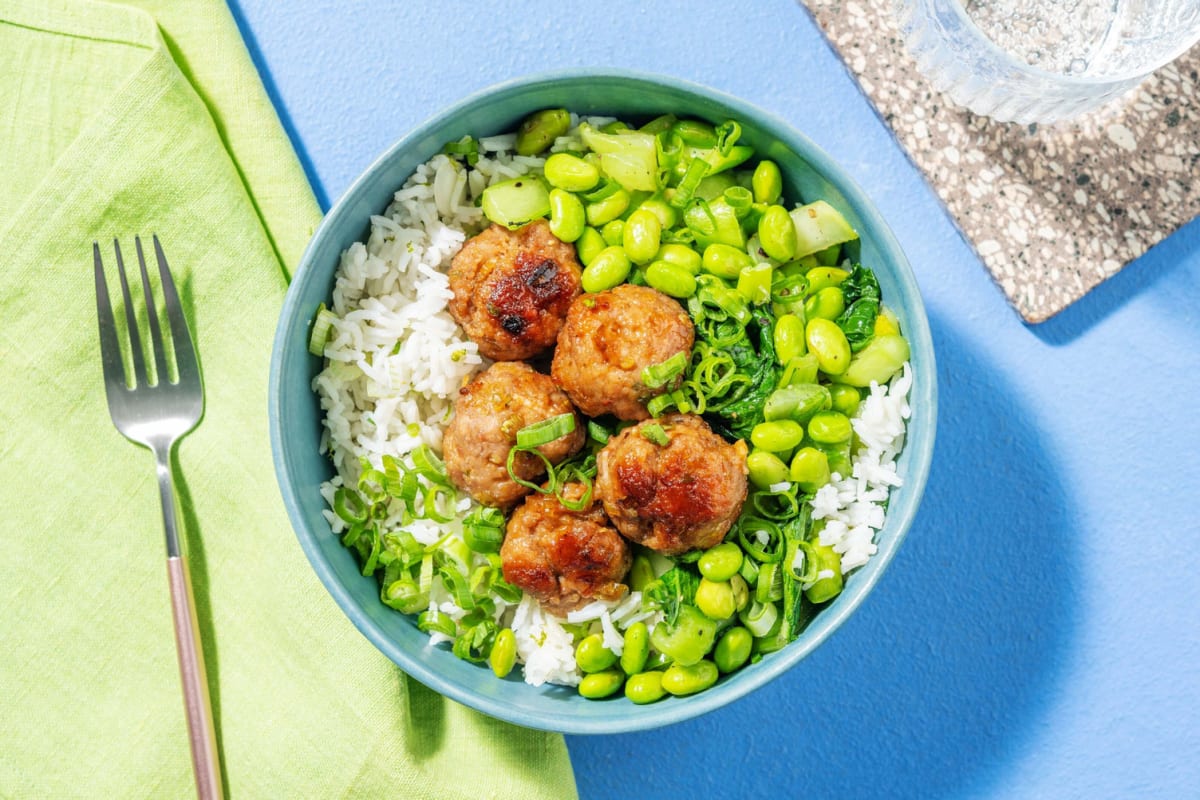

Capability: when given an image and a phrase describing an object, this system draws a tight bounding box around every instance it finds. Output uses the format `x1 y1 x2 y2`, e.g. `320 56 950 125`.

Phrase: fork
93 237 223 800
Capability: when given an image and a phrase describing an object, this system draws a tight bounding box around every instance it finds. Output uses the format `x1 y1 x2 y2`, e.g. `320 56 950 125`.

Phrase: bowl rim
269 67 937 734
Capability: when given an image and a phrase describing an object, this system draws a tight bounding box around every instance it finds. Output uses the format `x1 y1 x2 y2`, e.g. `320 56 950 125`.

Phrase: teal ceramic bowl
269 69 936 734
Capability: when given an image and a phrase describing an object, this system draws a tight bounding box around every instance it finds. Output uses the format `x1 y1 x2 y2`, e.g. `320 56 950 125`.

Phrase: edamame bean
804 540 844 604
806 318 851 376
548 188 585 243
575 226 605 266
576 633 619 673
713 626 753 673
623 209 662 265
836 334 910 387
579 669 625 699
624 671 667 704
752 160 783 204
490 628 517 678
773 313 807 364
656 243 702 274
586 189 630 226
763 383 832 424
750 420 805 453
805 266 850 294
789 446 831 493
746 450 790 491
581 246 631 293
804 286 846 321
628 554 655 593
600 219 625 247
807 411 852 445
515 108 570 156
661 660 719 697
695 578 737 620
757 205 798 261
645 261 697 298
543 152 600 192
829 384 861 417
699 542 744 582
620 622 650 675
638 197 679 230
701 243 753 280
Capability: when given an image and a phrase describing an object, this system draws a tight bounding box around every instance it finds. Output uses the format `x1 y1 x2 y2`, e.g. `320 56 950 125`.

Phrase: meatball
501 483 632 615
551 284 694 420
595 414 748 555
448 219 582 361
443 361 585 509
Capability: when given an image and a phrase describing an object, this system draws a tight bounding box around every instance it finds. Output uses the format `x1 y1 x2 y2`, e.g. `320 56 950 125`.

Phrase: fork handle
157 454 224 800
168 557 223 800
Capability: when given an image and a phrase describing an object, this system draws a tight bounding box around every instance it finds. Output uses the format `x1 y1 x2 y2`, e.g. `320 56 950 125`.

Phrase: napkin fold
0 1 577 797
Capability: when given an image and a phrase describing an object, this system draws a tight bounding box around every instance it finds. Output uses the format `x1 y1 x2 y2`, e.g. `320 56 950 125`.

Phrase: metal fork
93 237 223 800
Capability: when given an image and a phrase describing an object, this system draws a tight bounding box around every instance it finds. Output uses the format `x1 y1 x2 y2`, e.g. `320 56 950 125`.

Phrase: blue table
232 1 1200 796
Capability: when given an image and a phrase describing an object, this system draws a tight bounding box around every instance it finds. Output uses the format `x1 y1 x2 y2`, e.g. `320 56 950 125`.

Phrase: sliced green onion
332 487 369 525
581 178 621 204
411 444 449 485
715 120 742 155
452 620 497 663
418 609 456 637
463 507 505 553
741 599 778 638
670 158 710 208
505 445 557 494
440 565 476 611
442 135 479 166
308 303 337 357
515 413 576 448
738 517 784 563
683 198 718 237
360 525 382 576
640 423 669 446
420 482 457 524
587 420 611 444
641 352 688 389
723 186 753 214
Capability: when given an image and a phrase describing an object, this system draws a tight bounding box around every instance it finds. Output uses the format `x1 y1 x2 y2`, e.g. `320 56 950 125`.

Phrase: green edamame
699 542 744 582
829 384 861 417
752 160 782 204
746 449 790 490
575 633 618 673
628 554 655 593
645 261 697 298
713 626 753 673
586 189 630 226
638 197 679 230
575 226 605 266
656 243 702 274
581 246 631 293
490 628 517 678
624 671 666 704
579 669 625 699
750 420 805 453
804 540 844 604
515 108 570 156
600 219 625 247
543 152 600 192
804 286 846 321
757 205 798 261
773 313 807 364
650 605 717 666
623 209 662 264
836 334 911 387
789 446 831 493
805 266 850 294
806 318 851 376
661 660 719 696
695 578 737 620
620 622 650 675
548 188 585 243
807 411 853 445
701 243 753 279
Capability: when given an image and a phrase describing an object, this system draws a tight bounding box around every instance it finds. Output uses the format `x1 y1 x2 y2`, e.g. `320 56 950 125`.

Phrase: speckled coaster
801 0 1200 322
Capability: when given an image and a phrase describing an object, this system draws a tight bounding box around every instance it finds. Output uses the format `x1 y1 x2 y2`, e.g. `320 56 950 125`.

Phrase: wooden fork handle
168 556 224 800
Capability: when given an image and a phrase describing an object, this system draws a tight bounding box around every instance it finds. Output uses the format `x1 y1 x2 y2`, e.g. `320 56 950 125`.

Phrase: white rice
312 118 915 688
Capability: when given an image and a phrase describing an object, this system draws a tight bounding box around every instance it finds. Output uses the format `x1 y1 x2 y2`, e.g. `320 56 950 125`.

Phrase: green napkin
0 1 578 797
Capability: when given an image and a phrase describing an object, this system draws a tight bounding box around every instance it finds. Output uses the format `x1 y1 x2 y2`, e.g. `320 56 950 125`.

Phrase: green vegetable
834 264 882 352
661 659 719 696
548 188 585 243
752 160 782 204
806 411 852 445
575 226 606 266
736 262 773 305
805 317 851 376
788 447 831 493
581 246 632 293
544 152 600 192
308 303 337 356
576 633 619 673
480 177 550 229
701 243 753 280
804 286 846 321
790 200 858 258
515 108 571 156
656 243 702 274
490 628 517 678
763 383 832 424
836 333 910 387
649 604 716 666
713 626 753 673
625 671 667 704
706 310 780 440
579 670 625 699
698 542 744 582
623 208 662 264
746 450 790 490
645 260 697 298
695 577 737 620
586 188 631 226
644 565 701 628
757 205 798 261
621 622 650 675
579 123 660 192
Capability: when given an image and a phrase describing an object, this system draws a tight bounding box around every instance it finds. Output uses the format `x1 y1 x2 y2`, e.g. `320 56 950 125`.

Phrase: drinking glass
897 0 1200 124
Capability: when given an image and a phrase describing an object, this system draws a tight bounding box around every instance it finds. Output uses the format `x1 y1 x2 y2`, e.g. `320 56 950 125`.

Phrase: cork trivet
801 0 1200 322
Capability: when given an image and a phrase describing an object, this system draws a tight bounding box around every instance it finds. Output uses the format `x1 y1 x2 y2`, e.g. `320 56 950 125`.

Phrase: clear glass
897 0 1200 124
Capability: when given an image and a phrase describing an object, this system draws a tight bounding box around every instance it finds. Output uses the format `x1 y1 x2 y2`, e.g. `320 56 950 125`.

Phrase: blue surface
235 0 1200 796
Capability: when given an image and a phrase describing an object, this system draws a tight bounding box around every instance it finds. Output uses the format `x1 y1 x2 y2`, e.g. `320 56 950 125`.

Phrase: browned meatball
443 361 585 510
551 284 694 420
448 219 582 361
595 414 748 555
501 483 632 615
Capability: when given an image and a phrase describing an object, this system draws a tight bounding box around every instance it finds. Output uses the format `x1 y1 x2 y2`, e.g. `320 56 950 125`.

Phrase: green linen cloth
0 1 578 797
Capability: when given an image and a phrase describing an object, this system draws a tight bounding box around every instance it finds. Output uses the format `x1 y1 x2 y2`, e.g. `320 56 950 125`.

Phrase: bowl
269 69 937 734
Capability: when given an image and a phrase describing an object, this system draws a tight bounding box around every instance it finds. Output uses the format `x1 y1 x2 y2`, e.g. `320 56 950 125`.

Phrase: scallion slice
308 303 337 357
515 413 576 448
641 352 688 389
640 423 669 446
